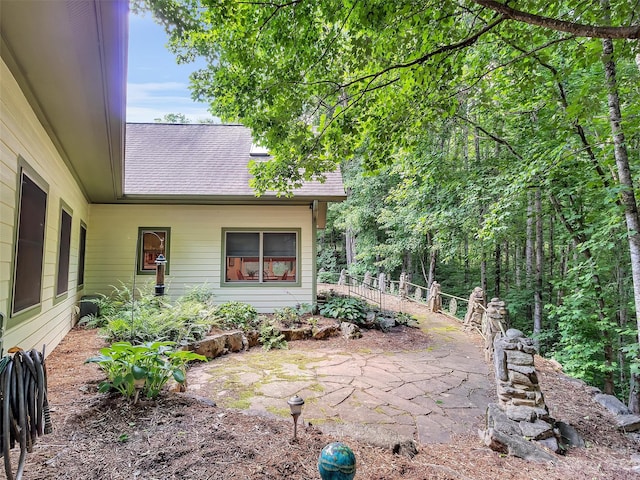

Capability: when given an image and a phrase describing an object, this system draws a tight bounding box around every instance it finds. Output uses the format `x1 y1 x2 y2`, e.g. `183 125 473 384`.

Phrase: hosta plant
86 341 206 402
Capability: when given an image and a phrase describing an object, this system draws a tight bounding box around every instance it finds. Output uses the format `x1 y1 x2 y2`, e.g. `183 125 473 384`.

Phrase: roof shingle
124 123 345 200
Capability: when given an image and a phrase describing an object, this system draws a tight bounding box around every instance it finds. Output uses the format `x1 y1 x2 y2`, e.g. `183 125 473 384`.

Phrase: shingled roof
124 123 346 202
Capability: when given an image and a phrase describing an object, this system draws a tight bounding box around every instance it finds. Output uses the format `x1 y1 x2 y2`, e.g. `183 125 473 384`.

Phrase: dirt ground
7 317 640 479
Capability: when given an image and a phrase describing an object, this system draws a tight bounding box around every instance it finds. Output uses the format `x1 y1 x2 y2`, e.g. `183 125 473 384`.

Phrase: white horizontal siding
86 204 315 311
1 57 89 354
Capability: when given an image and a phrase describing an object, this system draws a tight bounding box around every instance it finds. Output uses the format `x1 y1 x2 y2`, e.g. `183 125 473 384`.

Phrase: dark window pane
226 232 259 256
77 225 87 286
13 174 47 313
263 232 296 257
56 209 72 296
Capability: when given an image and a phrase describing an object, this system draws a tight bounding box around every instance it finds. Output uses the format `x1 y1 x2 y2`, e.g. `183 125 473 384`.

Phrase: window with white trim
225 231 297 283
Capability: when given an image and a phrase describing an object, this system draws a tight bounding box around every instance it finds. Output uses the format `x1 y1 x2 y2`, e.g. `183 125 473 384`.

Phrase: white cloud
126 82 217 123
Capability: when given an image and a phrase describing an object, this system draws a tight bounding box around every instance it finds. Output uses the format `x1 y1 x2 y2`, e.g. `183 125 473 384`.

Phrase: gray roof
124 123 346 202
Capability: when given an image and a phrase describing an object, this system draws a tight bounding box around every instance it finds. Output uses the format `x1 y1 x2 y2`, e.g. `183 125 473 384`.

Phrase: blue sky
126 12 216 123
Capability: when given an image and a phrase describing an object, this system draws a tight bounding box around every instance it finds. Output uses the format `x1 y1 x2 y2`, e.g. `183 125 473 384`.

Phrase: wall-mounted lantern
155 254 167 296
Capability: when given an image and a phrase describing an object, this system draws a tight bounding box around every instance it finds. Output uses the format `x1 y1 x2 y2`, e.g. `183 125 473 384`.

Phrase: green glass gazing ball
318 442 356 480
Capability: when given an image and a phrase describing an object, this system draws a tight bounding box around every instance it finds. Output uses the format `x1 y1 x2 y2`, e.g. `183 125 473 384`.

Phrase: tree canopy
140 0 640 404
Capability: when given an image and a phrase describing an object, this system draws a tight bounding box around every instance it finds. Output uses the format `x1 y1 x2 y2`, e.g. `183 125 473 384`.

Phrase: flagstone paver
187 307 493 447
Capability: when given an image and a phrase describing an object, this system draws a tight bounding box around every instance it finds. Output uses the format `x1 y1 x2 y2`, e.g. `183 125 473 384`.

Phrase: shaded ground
9 297 640 479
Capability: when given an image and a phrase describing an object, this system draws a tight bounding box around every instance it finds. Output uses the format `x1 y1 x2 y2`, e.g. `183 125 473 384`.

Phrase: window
12 169 48 315
137 227 170 274
225 231 297 283
77 222 87 287
56 205 72 297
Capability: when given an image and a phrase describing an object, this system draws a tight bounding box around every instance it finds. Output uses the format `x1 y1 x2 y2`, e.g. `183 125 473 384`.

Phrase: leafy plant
86 341 206 401
212 301 259 332
273 306 302 328
320 295 368 323
85 283 217 345
259 319 287 351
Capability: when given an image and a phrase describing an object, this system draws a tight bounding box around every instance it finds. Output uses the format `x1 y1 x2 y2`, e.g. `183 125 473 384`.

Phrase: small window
56 205 72 297
225 230 297 283
12 169 48 315
77 222 87 287
137 227 170 274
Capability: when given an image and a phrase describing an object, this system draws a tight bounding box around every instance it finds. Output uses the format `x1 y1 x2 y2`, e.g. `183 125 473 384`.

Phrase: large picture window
137 227 170 274
12 170 48 315
225 231 297 283
56 205 72 297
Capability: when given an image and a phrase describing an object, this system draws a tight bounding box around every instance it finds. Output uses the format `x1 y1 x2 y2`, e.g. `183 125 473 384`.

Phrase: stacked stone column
481 328 563 459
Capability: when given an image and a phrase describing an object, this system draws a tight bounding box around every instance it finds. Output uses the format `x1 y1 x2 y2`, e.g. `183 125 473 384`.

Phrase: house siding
0 58 90 354
86 204 315 311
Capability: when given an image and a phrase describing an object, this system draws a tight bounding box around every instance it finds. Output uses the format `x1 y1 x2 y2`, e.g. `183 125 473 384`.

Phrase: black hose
0 347 50 480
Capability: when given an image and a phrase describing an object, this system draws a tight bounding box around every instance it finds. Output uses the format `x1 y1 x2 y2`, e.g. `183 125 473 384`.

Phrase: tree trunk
345 227 357 267
481 253 487 302
601 34 636 397
515 239 522 288
503 240 510 294
533 187 543 339
494 244 501 298
525 189 534 322
428 248 437 289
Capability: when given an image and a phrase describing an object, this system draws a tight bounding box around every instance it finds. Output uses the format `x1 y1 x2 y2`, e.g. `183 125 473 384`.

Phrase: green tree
138 0 640 402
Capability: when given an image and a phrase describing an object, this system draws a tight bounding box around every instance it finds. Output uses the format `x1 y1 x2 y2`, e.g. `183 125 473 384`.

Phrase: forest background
137 0 640 409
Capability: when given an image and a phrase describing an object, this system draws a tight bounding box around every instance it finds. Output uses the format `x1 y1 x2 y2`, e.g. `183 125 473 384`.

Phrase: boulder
191 334 227 359
480 428 557 462
615 414 640 432
313 324 340 340
225 331 244 352
594 393 632 416
281 327 312 341
376 316 396 332
519 419 554 440
341 322 362 340
556 421 584 448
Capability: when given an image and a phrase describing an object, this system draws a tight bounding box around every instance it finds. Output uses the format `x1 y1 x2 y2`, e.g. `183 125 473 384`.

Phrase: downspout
0 313 3 356
312 201 318 305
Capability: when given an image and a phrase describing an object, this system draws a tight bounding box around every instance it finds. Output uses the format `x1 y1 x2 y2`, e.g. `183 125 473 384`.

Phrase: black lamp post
155 254 167 296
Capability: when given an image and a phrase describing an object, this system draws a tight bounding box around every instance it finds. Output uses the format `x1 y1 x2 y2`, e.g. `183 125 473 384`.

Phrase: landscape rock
392 440 418 458
190 334 227 359
281 327 312 341
480 427 557 462
225 331 244 352
519 419 554 440
594 393 632 415
313 324 339 340
556 421 585 448
376 316 396 332
341 322 362 340
615 414 640 432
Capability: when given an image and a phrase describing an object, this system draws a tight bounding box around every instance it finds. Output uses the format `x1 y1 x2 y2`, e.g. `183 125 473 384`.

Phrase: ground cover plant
81 283 217 345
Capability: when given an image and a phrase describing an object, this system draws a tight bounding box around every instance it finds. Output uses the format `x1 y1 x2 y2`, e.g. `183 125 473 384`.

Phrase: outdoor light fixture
287 394 305 440
154 254 167 296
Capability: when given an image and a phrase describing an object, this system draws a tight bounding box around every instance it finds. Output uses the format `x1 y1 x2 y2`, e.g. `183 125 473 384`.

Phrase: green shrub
259 319 288 351
87 283 217 345
320 295 368 323
212 301 259 332
86 341 206 402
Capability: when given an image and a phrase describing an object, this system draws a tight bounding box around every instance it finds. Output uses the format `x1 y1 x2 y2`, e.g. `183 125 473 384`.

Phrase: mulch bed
8 323 640 479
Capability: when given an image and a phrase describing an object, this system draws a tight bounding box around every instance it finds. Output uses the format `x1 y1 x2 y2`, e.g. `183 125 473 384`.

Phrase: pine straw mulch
9 324 640 480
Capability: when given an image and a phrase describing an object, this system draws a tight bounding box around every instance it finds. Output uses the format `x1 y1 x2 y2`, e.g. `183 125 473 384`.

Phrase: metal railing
317 271 470 320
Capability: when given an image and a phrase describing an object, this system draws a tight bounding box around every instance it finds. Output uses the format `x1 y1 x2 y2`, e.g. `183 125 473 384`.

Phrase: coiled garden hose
0 347 51 480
